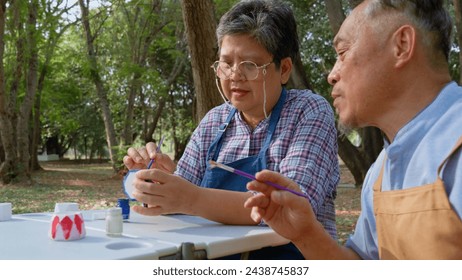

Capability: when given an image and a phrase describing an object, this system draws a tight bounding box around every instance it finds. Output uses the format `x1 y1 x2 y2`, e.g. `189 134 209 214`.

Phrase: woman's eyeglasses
211 61 272 81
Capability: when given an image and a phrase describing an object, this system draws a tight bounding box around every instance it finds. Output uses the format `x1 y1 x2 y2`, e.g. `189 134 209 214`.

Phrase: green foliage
292 0 340 100
32 0 192 164
40 21 107 159
2 0 461 174
449 47 461 82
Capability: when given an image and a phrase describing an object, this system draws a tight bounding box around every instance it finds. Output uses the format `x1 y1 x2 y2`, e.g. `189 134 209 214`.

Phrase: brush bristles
209 160 235 173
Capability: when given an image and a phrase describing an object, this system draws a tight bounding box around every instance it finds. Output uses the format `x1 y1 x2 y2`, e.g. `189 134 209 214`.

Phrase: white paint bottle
106 207 123 237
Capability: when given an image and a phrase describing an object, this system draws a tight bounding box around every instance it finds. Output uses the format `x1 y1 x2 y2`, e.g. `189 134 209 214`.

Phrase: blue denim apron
200 88 304 259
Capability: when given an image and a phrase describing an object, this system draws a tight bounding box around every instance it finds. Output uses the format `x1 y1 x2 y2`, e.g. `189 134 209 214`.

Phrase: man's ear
280 57 293 84
392 25 416 68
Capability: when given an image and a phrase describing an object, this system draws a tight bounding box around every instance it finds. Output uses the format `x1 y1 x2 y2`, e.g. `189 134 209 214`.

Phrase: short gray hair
362 0 452 61
216 0 299 68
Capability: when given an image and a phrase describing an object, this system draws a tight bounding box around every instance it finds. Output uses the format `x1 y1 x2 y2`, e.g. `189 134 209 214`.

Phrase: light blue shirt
346 82 462 259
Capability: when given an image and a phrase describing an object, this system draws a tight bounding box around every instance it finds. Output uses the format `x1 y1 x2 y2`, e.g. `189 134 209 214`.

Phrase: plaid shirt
175 88 339 238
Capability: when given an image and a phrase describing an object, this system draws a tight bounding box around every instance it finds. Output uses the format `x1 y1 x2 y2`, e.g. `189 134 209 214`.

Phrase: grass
0 160 126 214
0 160 361 245
335 187 361 245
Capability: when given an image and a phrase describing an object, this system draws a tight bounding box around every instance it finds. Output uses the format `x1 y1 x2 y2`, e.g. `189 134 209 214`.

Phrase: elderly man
245 0 462 259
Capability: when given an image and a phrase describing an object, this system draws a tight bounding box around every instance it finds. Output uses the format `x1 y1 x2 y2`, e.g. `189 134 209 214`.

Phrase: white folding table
0 210 289 260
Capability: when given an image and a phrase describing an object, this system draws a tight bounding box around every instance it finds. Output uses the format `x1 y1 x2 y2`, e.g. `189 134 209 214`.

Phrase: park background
1 0 461 243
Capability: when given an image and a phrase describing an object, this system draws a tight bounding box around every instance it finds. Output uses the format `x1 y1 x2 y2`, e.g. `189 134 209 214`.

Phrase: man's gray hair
362 0 452 61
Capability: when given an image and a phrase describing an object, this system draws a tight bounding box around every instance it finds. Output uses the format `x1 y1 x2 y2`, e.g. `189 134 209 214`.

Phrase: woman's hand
123 142 176 173
131 168 199 215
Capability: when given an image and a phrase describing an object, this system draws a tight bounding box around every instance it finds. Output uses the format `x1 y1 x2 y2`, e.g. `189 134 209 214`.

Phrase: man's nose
327 63 340 85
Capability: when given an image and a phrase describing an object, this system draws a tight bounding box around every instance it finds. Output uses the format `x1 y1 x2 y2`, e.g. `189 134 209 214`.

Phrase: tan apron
373 136 462 259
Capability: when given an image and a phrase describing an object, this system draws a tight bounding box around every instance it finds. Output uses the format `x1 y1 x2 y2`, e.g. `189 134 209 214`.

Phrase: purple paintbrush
209 160 309 199
144 136 165 207
147 136 165 170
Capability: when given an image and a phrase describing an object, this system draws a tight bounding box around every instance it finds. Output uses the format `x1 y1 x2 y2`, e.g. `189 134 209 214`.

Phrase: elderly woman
123 0 339 259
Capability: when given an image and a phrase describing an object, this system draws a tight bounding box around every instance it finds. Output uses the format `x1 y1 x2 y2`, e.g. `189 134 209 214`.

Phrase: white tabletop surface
0 210 288 260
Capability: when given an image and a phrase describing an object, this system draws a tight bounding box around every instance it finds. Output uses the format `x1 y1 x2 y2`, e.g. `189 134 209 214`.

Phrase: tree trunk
145 54 186 143
30 1 78 169
123 74 139 145
121 0 163 145
0 0 17 184
181 0 221 122
361 126 383 164
145 98 165 143
324 0 345 34
288 53 312 90
15 0 39 183
79 0 119 172
337 134 368 184
30 70 43 171
31 43 57 171
453 0 462 83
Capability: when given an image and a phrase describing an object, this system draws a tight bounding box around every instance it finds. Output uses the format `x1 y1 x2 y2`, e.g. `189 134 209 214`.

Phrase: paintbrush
209 160 309 199
147 136 165 169
144 136 165 207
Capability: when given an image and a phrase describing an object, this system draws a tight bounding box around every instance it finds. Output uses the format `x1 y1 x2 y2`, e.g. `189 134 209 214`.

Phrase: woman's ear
280 57 293 84
392 25 416 68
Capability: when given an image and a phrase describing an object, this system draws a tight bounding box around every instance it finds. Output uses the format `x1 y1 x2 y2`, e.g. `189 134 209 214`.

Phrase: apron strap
437 135 462 176
206 107 238 163
374 134 462 192
207 88 287 165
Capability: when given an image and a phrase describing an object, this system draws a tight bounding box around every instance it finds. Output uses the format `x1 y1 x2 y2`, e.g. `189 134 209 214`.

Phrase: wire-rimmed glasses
211 61 273 81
